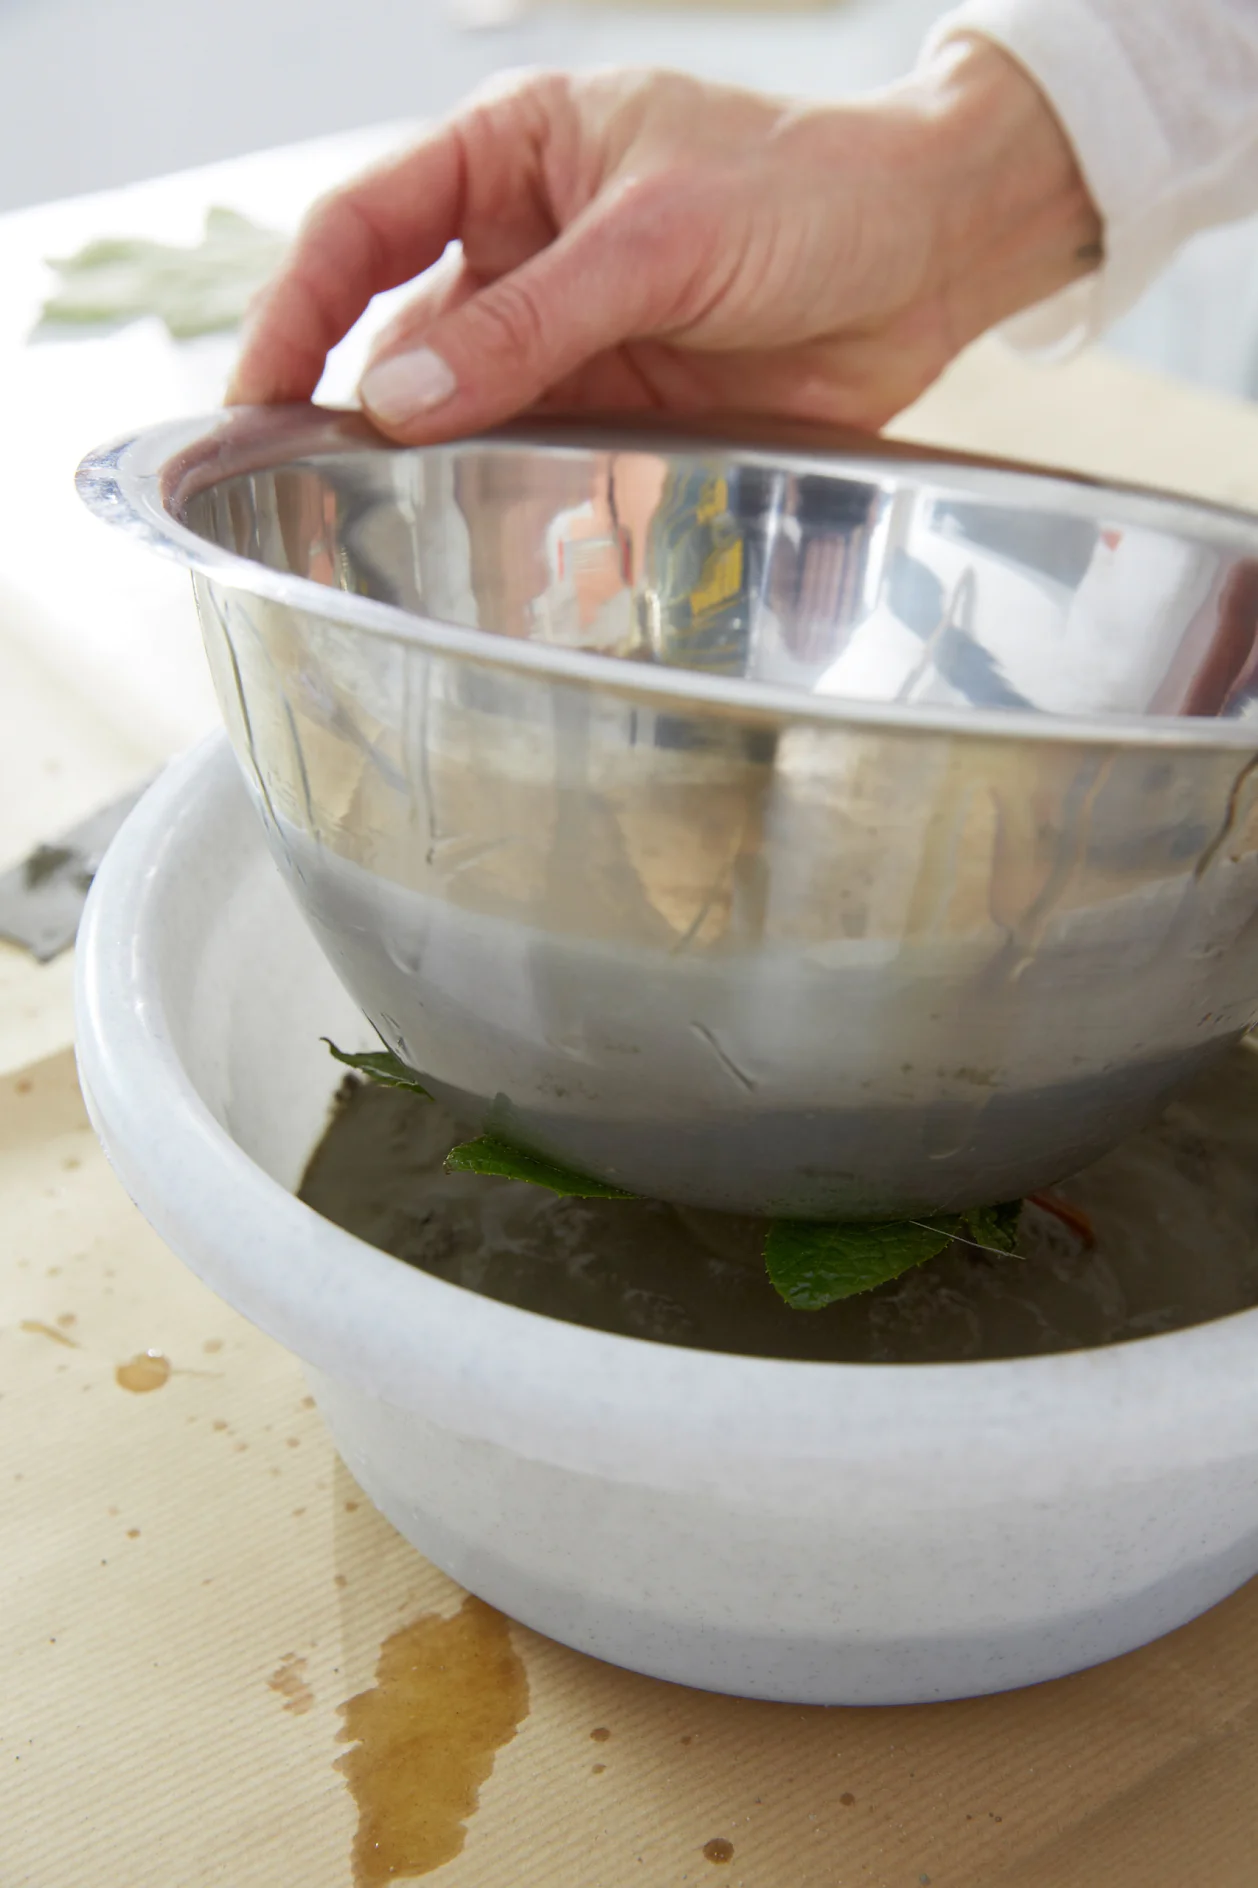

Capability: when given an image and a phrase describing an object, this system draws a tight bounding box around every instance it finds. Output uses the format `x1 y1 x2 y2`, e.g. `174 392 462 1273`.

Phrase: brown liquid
114 1351 171 1393
336 1595 529 1886
20 1320 78 1348
268 1654 315 1716
703 1838 735 1864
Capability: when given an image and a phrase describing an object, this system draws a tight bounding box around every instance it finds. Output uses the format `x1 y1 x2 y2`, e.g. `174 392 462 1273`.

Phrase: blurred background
3 0 1258 397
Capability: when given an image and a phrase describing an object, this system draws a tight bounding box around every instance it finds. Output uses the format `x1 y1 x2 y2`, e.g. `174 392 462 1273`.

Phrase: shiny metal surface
78 406 1258 1216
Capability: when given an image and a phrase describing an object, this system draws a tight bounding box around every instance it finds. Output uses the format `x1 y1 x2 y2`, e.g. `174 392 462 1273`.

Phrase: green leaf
321 1024 1023 1309
763 1215 961 1311
444 1135 634 1199
963 1200 1023 1255
38 207 286 340
323 1040 431 1097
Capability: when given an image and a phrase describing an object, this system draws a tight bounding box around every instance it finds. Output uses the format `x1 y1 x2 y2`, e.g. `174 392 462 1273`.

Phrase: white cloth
925 0 1258 352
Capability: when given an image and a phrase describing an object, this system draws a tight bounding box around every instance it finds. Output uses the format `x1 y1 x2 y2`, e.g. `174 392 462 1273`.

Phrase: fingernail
360 347 458 424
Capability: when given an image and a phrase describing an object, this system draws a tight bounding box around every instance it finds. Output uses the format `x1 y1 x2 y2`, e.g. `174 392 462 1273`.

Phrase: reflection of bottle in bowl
645 467 753 676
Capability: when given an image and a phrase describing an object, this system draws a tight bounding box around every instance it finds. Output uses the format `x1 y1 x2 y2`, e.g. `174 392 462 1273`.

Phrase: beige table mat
5 1049 1258 1888
892 331 1258 512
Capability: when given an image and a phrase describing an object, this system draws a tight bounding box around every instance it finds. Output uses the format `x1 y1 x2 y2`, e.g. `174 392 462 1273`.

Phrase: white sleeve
923 0 1258 352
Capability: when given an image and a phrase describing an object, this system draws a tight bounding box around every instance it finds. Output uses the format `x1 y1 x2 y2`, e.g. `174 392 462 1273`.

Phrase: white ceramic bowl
76 736 1258 1705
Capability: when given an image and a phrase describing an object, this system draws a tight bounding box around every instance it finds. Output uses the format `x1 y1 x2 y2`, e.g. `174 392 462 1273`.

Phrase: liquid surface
298 1049 1258 1363
336 1596 529 1886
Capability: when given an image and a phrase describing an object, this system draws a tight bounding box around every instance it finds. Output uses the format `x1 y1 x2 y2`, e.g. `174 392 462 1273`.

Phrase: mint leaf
320 1022 1024 1308
39 207 286 339
964 1200 1023 1254
444 1135 634 1199
763 1215 961 1311
323 1040 431 1096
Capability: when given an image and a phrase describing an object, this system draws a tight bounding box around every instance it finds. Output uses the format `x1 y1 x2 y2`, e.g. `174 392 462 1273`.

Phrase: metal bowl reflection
78 406 1258 1216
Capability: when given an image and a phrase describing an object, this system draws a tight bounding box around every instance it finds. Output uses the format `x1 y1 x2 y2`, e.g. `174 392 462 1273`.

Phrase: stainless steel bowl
78 405 1258 1218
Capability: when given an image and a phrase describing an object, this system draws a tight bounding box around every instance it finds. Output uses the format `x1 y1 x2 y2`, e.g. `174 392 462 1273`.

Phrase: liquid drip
703 1838 735 1864
20 1320 78 1348
114 1351 171 1393
336 1595 529 1886
268 1654 315 1716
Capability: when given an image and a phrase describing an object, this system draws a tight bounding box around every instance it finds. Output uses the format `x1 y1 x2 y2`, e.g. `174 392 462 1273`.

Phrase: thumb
357 185 674 440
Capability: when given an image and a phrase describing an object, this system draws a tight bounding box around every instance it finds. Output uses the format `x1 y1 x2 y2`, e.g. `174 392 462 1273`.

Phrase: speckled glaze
75 737 1258 1704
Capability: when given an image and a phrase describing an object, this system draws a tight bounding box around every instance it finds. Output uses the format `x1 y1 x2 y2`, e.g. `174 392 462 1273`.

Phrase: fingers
226 128 468 405
356 178 688 440
358 249 483 368
226 68 565 406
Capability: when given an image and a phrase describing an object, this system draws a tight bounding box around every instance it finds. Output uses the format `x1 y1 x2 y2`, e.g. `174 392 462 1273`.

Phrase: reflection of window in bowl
490 452 672 657
764 475 877 674
274 471 346 590
452 451 591 641
1052 529 1214 718
531 496 637 652
795 532 859 663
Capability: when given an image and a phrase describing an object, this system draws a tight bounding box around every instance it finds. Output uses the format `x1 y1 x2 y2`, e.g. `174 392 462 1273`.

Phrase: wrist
904 34 1102 346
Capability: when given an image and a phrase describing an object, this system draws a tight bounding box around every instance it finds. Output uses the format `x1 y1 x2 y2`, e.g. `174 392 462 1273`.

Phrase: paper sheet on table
9 129 1258 1888
4 1049 1258 1888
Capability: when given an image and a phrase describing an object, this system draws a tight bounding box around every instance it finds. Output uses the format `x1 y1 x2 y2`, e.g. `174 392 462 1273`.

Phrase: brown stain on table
268 1653 315 1716
114 1351 171 1393
336 1595 529 1885
19 1320 78 1348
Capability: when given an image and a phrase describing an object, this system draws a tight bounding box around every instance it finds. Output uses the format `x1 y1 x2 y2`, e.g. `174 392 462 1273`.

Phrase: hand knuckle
296 190 361 268
615 166 696 231
474 277 547 361
298 185 349 246
462 64 565 120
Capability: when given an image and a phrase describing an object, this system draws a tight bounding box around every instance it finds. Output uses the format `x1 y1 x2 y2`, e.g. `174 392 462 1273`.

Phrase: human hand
227 40 1100 439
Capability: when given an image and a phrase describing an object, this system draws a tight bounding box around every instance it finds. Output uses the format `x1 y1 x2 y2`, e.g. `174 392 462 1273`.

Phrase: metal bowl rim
75 403 1258 754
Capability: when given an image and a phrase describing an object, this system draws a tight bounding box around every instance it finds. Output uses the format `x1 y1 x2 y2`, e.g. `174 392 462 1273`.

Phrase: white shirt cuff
921 0 1178 353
